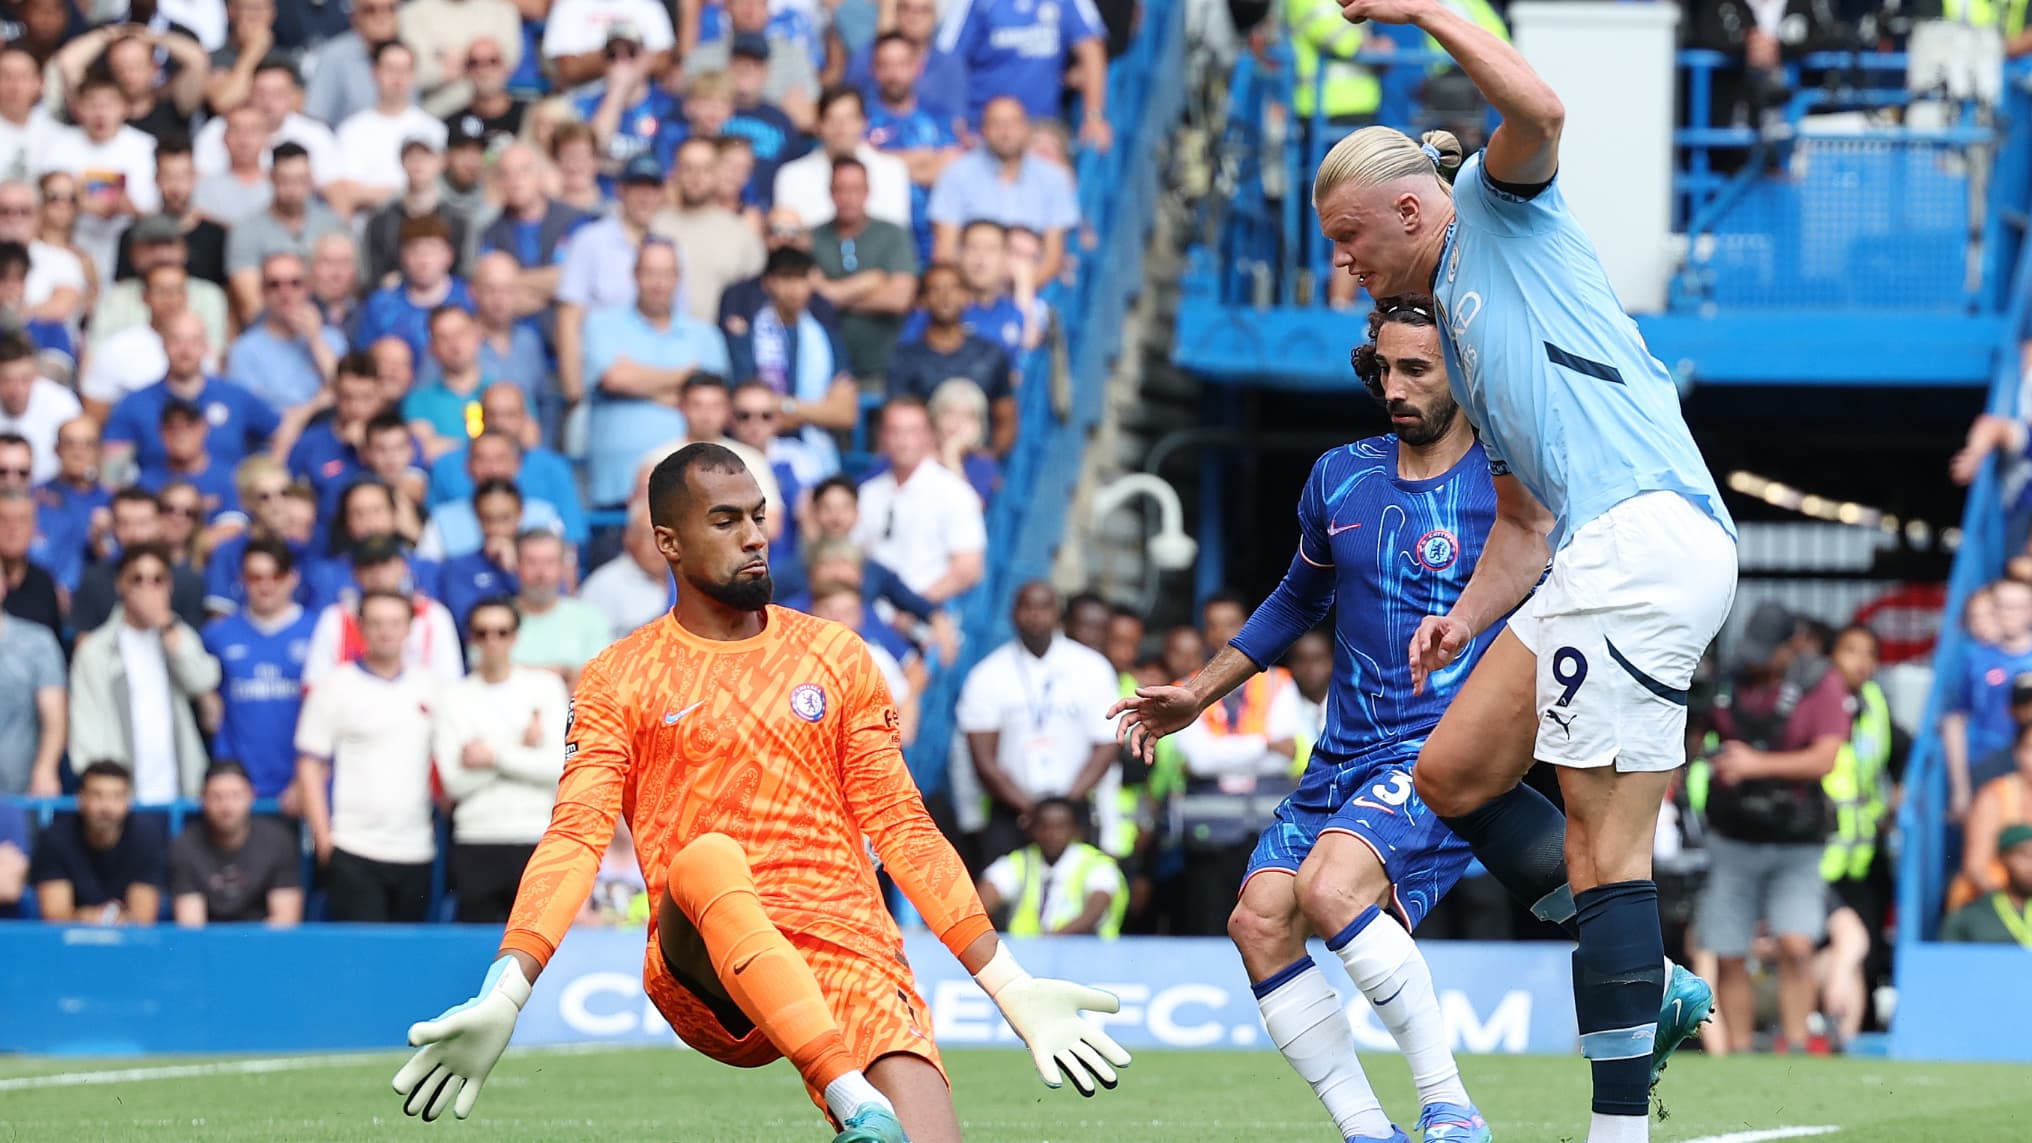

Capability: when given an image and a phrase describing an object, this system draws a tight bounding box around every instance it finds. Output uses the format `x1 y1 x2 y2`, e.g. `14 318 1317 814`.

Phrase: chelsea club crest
1415 529 1460 572
790 684 827 722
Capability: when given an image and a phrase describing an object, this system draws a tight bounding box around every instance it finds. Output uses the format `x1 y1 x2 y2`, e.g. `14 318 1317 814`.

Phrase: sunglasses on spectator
265 275 304 289
471 625 515 640
733 409 777 422
838 239 858 274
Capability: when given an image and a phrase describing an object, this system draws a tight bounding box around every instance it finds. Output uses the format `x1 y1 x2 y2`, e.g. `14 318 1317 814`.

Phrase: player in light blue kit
1113 299 1494 1143
1310 3 1739 1141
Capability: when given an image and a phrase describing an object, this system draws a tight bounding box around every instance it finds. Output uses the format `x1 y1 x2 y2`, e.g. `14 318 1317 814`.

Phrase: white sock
1588 1111 1649 1143
1330 908 1472 1111
1256 960 1395 1140
822 1071 891 1124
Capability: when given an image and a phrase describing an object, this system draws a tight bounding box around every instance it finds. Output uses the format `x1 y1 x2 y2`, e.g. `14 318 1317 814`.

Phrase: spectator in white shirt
193 59 341 187
0 180 83 325
36 74 159 283
957 580 1122 863
580 504 672 640
331 41 447 218
68 542 222 805
510 529 611 689
0 329 78 482
303 534 465 685
851 396 985 604
295 588 440 922
772 86 913 231
1265 629 1332 761
79 262 187 417
0 48 55 182
543 0 677 89
432 597 568 923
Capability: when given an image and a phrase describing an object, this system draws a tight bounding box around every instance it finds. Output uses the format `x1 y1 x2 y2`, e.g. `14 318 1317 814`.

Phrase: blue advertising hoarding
0 928 1577 1058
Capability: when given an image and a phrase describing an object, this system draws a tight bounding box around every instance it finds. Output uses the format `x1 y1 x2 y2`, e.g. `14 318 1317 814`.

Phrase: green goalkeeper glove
391 955 532 1122
973 945 1133 1097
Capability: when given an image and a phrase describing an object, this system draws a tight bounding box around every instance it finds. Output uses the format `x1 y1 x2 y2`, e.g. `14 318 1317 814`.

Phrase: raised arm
1344 0 1563 185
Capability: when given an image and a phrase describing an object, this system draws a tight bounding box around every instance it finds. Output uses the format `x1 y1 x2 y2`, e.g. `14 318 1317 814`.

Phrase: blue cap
730 31 770 59
619 153 665 185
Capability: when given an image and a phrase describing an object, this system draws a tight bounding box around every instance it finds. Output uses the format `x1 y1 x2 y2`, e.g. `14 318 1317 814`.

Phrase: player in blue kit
1113 299 1492 1143
201 538 319 802
1311 3 1739 1140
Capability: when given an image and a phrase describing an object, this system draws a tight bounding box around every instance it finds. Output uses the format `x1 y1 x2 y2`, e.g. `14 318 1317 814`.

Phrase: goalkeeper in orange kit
390 444 1130 1143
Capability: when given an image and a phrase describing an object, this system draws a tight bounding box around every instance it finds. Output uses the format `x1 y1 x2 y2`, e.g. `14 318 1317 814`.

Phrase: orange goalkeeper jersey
501 607 992 968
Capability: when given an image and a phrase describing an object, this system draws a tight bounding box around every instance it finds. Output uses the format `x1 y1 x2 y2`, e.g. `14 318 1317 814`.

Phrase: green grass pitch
0 1047 2014 1142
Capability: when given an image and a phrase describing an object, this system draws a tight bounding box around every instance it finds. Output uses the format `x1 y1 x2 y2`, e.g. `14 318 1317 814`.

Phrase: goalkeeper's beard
693 567 775 611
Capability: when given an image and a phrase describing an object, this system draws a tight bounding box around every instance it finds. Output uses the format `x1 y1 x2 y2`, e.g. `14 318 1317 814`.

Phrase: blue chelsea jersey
203 608 319 798
1432 153 1734 552
1297 436 1500 760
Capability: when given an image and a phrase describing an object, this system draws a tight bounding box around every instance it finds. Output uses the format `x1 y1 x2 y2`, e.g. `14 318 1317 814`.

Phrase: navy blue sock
1439 783 1579 939
1573 880 1666 1118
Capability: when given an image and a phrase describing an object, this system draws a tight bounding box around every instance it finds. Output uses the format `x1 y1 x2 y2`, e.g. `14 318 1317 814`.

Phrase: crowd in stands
0 0 1129 926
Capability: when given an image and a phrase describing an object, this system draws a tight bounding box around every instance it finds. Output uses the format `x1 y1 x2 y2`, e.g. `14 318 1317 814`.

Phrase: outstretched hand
1407 614 1473 696
1107 686 1201 764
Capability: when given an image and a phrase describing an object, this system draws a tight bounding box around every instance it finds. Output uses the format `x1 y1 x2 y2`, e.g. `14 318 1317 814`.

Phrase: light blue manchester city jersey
1431 152 1734 552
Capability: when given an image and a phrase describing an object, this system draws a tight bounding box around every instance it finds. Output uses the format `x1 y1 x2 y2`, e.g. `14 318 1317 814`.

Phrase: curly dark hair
1349 294 1440 401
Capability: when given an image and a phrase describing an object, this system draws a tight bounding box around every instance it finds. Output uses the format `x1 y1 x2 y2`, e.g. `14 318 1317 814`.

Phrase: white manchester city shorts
1508 491 1739 773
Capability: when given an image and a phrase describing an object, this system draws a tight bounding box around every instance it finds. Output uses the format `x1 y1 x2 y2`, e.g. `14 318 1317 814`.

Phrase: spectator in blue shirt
402 305 495 462
354 214 474 366
104 312 280 481
885 264 1015 449
936 0 1109 141
31 416 109 594
302 478 442 607
202 537 319 799
555 154 674 408
417 432 567 561
226 253 347 415
203 458 325 618
866 32 965 262
580 238 732 509
724 246 862 449
1949 579 2032 820
928 97 1082 283
285 354 385 508
435 478 524 635
136 400 247 537
426 383 585 545
467 253 558 433
847 0 968 130
574 25 682 193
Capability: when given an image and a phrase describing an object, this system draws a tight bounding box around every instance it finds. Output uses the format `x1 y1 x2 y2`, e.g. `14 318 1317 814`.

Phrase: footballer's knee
666 833 752 918
1295 837 1389 937
1412 752 1490 820
1228 880 1307 974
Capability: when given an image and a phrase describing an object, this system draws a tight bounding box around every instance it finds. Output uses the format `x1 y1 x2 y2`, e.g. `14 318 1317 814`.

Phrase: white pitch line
1681 1126 1843 1143
0 1043 629 1092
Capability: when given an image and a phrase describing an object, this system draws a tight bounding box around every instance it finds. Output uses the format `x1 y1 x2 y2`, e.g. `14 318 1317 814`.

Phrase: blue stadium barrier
0 927 1578 1058
1891 66 2032 952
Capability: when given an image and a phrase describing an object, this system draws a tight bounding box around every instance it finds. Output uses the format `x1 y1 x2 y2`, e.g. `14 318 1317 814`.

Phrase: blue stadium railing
1893 67 2032 948
902 0 1188 799
1207 45 2021 319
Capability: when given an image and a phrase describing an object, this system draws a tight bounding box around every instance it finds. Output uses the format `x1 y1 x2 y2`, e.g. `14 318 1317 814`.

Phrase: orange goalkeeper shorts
642 917 946 1109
